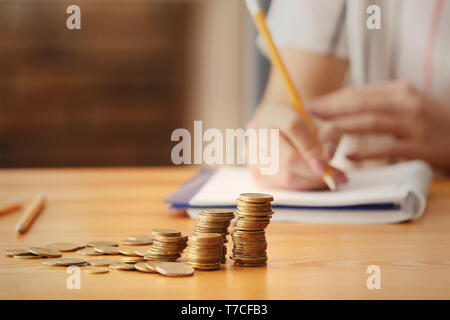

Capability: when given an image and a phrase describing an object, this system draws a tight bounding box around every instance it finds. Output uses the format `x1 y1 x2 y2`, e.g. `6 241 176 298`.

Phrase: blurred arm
260 48 349 106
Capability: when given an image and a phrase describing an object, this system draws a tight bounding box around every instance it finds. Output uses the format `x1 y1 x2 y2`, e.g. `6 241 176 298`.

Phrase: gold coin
85 267 109 274
50 258 86 266
42 259 60 265
93 246 120 255
128 234 153 241
46 242 84 252
28 247 62 258
201 208 234 215
151 229 181 237
135 249 150 257
186 261 220 270
76 248 103 256
152 236 186 243
120 238 153 246
121 257 148 264
87 259 120 266
134 262 156 273
156 262 195 277
86 241 118 247
238 193 274 202
109 263 135 271
5 249 28 257
144 260 159 272
119 248 139 256
236 199 272 207
13 253 41 259
189 233 223 241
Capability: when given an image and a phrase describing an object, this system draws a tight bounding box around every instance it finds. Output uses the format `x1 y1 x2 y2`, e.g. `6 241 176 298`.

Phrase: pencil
0 198 22 217
15 194 46 234
244 0 337 190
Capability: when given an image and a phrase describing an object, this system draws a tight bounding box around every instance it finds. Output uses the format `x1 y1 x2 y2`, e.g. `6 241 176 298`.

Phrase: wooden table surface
1 167 450 300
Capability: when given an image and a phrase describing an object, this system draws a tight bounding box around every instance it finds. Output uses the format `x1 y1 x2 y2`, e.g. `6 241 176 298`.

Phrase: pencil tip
15 224 25 233
323 174 337 191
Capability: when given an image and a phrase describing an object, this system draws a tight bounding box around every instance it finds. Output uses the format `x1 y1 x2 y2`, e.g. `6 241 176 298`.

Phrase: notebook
165 160 433 224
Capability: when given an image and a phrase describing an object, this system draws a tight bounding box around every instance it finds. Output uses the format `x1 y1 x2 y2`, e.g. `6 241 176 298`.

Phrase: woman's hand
309 80 450 169
247 103 348 190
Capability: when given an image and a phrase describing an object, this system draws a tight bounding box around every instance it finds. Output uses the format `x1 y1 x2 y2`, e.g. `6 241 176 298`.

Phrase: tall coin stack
187 233 223 270
232 193 274 267
192 208 234 263
146 229 188 261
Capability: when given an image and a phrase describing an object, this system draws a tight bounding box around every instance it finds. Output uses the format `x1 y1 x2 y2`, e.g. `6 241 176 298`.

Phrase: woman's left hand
308 80 450 169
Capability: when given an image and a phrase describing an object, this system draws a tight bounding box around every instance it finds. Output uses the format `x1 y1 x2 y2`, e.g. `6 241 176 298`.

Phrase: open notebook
165 160 433 224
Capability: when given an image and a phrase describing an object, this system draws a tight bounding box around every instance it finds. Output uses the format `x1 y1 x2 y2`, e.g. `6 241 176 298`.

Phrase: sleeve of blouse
257 0 349 59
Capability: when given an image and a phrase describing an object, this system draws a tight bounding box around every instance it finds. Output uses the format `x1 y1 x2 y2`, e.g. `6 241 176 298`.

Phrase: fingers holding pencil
244 0 341 191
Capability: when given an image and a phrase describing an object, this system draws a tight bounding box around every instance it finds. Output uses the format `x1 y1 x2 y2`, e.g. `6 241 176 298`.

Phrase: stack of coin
231 193 274 267
145 229 187 261
187 233 223 270
192 208 234 263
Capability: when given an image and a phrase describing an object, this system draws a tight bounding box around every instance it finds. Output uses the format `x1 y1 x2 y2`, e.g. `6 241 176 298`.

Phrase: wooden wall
0 1 191 167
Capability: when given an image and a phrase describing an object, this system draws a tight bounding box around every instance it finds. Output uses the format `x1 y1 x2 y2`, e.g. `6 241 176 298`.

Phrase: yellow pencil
15 194 46 234
0 198 22 217
244 0 336 190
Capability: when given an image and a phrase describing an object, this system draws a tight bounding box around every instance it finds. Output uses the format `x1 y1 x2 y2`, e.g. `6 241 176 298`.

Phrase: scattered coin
46 242 83 252
87 259 120 266
135 262 155 273
46 258 86 266
28 247 62 258
42 259 60 266
5 249 28 257
128 234 153 242
134 249 151 257
121 256 148 264
93 246 120 255
119 248 139 256
85 267 109 274
156 262 195 277
13 253 41 259
76 248 103 256
109 263 135 271
121 235 152 245
144 260 159 273
86 241 118 247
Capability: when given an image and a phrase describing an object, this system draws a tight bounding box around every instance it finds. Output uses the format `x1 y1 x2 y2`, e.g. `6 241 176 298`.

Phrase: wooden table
1 167 450 299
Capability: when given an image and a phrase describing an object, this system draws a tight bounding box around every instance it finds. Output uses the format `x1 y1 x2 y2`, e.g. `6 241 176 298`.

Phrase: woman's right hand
246 103 347 190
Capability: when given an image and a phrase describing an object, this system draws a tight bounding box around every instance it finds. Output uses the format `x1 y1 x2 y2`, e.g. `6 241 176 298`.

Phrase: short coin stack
232 193 274 267
187 233 223 270
146 229 188 261
192 208 234 263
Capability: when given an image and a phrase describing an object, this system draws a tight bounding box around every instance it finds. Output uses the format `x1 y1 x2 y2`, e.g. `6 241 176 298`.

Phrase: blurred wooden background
0 0 256 168
0 1 191 167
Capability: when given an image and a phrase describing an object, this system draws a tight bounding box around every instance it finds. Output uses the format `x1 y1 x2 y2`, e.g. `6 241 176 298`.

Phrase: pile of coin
231 193 274 267
5 232 195 277
187 233 223 270
146 229 188 261
192 208 234 263
5 193 276 280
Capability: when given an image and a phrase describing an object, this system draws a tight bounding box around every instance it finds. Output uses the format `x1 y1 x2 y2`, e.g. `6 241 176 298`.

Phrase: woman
248 0 450 190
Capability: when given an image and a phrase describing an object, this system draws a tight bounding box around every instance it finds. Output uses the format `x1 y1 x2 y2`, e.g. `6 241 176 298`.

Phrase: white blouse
263 0 450 169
